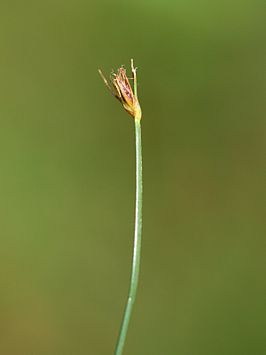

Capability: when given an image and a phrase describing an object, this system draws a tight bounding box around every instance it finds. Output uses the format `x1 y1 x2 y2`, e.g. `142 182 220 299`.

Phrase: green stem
114 119 143 355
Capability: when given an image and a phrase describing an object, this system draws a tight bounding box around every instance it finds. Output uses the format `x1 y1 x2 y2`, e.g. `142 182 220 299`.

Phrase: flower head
99 59 142 120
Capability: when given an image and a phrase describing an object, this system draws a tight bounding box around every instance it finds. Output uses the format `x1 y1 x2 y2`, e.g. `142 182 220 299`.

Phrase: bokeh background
0 0 265 354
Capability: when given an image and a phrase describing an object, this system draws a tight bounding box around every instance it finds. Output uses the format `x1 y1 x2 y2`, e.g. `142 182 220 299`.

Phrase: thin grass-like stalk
114 118 143 355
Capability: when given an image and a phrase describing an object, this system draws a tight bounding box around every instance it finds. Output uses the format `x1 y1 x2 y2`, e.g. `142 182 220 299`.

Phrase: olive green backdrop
0 0 264 354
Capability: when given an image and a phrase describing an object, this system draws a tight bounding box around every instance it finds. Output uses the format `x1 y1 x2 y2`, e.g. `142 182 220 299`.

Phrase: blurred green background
0 0 265 354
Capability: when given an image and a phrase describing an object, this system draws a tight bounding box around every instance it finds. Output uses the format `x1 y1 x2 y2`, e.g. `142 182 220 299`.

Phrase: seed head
98 59 142 120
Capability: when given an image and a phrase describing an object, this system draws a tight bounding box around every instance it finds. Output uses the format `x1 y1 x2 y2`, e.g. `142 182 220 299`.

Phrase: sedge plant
98 59 143 355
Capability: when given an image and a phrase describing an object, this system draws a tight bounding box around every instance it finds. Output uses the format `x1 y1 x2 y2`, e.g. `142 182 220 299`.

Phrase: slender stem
114 119 143 355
